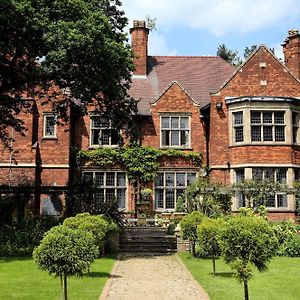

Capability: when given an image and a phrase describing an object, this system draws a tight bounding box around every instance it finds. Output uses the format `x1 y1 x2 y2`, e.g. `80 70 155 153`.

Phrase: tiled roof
129 56 235 115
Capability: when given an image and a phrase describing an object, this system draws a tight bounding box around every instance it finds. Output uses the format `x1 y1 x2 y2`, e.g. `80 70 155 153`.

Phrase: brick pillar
282 29 300 79
130 20 149 76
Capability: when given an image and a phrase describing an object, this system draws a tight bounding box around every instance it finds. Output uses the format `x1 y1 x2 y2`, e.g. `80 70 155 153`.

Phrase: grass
0 255 116 300
179 252 300 300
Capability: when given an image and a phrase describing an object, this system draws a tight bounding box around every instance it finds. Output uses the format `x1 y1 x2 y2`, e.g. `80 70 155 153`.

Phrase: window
233 112 243 143
154 171 196 210
235 169 245 208
252 168 287 208
251 111 285 142
161 116 190 147
90 116 119 147
292 111 299 144
43 114 56 137
83 171 126 209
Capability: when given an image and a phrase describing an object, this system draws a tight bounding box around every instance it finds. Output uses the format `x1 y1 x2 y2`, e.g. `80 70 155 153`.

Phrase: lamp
216 102 223 111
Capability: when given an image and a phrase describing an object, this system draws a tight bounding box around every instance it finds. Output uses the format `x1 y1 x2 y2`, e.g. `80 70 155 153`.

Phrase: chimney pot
133 20 146 28
288 29 299 37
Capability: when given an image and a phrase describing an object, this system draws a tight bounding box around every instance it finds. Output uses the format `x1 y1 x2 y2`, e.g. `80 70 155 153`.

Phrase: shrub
285 234 300 257
219 215 278 300
33 225 97 300
180 211 204 256
272 221 298 256
197 217 225 275
63 213 110 256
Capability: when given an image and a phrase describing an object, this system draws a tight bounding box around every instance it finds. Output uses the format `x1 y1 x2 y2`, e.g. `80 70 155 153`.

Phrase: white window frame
83 171 127 210
90 115 120 147
233 111 244 143
43 114 57 138
250 111 285 143
160 114 191 148
154 171 197 211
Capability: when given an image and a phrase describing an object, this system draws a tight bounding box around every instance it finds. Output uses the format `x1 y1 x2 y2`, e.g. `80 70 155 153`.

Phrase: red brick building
2 20 300 220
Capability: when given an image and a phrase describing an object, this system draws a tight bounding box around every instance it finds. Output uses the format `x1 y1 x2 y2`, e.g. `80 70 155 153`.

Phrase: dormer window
160 115 190 148
90 116 119 147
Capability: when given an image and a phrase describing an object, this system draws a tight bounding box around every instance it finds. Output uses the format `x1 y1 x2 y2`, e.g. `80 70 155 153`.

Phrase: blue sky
122 0 300 59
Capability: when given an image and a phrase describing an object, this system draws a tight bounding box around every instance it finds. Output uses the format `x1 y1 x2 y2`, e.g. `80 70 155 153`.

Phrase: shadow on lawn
0 256 32 263
214 272 235 278
86 272 121 279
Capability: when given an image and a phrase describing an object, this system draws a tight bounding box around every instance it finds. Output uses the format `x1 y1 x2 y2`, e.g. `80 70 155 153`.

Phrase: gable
151 81 199 109
214 46 300 97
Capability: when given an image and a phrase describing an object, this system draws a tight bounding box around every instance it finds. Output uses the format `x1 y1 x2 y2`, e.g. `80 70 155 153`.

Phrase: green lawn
0 256 116 300
179 253 300 300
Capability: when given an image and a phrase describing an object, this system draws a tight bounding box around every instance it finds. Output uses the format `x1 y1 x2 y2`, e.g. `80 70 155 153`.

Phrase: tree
180 211 204 257
244 45 257 60
219 216 278 300
184 177 232 217
216 44 242 67
197 217 224 275
0 0 137 145
63 213 110 256
33 225 98 300
233 179 287 210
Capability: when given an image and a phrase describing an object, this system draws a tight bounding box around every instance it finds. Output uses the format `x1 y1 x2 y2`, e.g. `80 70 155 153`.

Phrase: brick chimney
282 29 300 79
130 20 149 76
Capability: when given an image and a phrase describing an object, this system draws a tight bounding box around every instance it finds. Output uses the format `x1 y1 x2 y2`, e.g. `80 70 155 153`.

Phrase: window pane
263 126 273 141
276 169 286 183
265 169 274 180
166 189 175 209
106 173 115 186
166 173 174 187
275 126 285 142
45 116 55 136
176 189 184 200
180 117 189 129
171 131 180 145
236 169 244 182
161 130 170 146
234 112 243 125
187 173 196 185
155 189 164 208
95 172 104 186
92 117 101 128
101 129 110 145
155 173 164 187
83 173 93 184
263 112 272 124
238 194 246 208
277 194 287 207
117 173 126 186
171 117 179 129
266 195 276 207
274 112 284 124
251 112 261 124
92 129 100 145
253 169 263 180
111 130 119 145
106 189 115 203
293 127 298 144
161 117 169 129
176 173 185 186
117 189 126 209
180 130 189 146
100 118 109 128
251 126 261 141
235 127 243 142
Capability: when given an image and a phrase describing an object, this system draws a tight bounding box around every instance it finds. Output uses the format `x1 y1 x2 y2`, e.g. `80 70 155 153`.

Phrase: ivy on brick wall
77 144 202 184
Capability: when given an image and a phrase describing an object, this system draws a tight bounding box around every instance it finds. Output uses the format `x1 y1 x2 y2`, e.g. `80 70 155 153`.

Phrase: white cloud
148 32 178 56
122 0 300 36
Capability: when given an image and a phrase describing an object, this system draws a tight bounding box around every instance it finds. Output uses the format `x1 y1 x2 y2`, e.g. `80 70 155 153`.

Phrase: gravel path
100 254 209 300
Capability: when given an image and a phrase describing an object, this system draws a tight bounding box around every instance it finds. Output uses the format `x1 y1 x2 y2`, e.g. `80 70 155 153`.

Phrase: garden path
100 254 209 300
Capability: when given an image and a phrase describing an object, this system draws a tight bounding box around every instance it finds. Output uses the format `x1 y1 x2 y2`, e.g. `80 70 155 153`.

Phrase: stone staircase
119 227 177 255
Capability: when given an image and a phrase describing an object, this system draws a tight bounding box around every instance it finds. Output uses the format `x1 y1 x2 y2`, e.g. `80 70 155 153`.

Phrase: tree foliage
216 44 242 67
180 211 204 257
33 225 98 300
0 0 136 144
197 217 225 275
219 215 278 300
184 177 232 217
